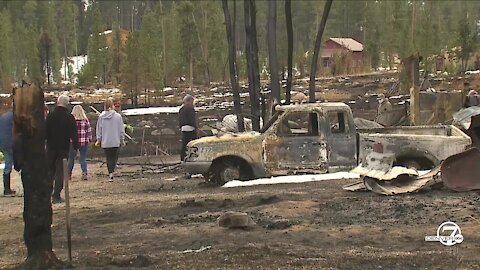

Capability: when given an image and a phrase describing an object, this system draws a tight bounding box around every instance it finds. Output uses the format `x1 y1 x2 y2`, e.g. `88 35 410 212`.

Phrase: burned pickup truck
184 103 471 185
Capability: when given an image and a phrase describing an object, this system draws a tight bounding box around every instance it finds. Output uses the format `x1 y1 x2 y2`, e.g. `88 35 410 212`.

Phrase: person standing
96 98 124 181
464 90 480 107
46 95 78 203
0 99 15 196
67 105 92 181
179 94 199 162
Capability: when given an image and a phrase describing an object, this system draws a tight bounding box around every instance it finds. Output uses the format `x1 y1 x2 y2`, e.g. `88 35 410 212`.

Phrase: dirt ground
1 157 479 270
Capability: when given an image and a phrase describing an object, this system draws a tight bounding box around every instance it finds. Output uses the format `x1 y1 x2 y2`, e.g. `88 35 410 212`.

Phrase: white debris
222 172 360 188
465 70 480 75
180 245 212 254
122 106 181 116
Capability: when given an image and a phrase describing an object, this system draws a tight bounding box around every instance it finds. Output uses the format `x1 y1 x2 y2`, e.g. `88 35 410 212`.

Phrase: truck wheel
400 160 421 170
208 158 253 186
395 156 435 170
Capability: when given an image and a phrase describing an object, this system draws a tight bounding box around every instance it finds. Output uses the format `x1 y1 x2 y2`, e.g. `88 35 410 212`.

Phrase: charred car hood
186 132 263 162
189 132 262 146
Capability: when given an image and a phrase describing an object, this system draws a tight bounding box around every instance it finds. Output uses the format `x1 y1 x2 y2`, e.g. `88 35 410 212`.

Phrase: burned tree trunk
223 0 245 132
309 0 333 103
244 0 261 131
267 0 281 104
285 0 293 105
13 83 60 269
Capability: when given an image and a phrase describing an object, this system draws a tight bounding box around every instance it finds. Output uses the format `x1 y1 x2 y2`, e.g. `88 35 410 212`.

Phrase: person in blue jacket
0 99 15 196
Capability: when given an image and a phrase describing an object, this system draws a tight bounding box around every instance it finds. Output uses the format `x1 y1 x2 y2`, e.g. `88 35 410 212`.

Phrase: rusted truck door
263 111 328 175
324 109 357 171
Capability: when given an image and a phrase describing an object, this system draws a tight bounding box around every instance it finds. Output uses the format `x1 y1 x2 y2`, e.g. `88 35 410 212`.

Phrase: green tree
121 32 142 106
0 9 15 91
139 9 163 92
79 7 110 85
56 0 78 82
176 1 200 89
16 0 42 82
37 1 62 84
457 16 477 73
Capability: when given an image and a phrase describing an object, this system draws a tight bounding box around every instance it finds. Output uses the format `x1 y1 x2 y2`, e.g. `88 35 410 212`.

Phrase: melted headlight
185 146 199 161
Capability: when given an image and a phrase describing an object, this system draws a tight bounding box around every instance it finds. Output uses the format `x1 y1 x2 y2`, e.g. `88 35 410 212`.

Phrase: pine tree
79 7 111 85
37 1 62 84
176 1 200 89
139 9 163 92
121 32 142 106
0 9 15 91
457 16 477 73
56 0 78 82
20 0 42 83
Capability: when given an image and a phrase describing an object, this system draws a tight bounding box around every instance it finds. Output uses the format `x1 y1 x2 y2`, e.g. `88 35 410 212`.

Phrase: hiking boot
3 173 13 195
52 196 64 204
3 189 16 196
82 173 88 181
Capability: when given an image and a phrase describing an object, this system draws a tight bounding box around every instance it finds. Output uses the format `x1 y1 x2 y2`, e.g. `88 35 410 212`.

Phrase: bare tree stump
13 83 61 269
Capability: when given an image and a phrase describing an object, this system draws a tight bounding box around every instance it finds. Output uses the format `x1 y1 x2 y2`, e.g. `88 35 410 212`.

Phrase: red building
321 38 364 71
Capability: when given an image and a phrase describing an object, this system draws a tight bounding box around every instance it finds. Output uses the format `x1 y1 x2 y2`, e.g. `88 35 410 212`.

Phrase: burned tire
207 157 253 186
394 156 436 170
400 160 422 170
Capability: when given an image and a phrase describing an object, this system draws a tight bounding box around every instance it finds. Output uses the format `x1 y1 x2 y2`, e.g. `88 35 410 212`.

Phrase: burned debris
346 148 480 195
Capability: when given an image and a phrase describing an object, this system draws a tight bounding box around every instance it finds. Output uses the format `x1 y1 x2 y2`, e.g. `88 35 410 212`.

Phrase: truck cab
262 103 357 176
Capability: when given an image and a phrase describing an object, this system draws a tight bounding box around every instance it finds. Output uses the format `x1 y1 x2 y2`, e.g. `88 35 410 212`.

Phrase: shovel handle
63 158 72 262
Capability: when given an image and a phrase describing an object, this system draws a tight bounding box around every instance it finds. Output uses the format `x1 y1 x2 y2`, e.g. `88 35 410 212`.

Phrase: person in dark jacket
46 95 78 203
178 94 198 162
0 99 15 196
464 90 480 107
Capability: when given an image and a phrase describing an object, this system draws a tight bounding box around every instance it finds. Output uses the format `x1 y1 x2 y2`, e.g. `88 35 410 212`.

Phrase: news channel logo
425 221 464 246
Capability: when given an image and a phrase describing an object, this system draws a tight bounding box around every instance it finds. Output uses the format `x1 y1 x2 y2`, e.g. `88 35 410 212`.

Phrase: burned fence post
13 83 60 269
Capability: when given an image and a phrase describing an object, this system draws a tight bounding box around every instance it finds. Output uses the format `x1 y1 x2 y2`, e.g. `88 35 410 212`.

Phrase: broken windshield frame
260 111 283 133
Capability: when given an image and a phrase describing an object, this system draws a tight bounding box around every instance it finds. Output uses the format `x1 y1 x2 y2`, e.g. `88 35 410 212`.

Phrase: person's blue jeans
67 145 89 175
0 147 13 175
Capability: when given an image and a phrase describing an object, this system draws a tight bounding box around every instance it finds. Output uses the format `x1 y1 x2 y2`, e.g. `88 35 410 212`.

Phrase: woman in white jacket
96 98 124 181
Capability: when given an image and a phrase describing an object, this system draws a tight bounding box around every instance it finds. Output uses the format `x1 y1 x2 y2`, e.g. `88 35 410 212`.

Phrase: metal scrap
362 166 441 195
441 147 480 191
352 165 419 181
352 151 418 181
452 107 480 129
346 148 480 195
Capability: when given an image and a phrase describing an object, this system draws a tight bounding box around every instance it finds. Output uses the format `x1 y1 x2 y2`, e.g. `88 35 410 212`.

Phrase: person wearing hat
375 94 392 123
465 90 480 107
179 94 198 162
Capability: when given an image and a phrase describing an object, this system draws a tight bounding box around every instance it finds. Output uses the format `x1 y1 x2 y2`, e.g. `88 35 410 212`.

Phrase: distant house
321 38 364 71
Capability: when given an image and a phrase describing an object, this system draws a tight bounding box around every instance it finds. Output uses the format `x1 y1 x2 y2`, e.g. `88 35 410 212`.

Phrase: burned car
184 103 471 185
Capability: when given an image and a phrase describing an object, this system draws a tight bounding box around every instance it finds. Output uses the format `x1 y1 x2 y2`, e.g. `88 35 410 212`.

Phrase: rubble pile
345 148 480 195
